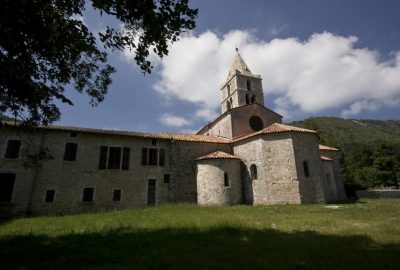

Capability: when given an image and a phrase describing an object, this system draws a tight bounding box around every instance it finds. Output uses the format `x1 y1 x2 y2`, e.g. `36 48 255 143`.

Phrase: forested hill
289 117 400 189
289 117 400 149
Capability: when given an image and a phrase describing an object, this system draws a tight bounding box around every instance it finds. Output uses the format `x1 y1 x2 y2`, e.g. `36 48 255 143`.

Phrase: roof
196 103 282 135
195 151 241 161
319 144 339 151
228 52 253 76
1 121 318 145
321 155 333 161
0 121 230 144
232 123 318 143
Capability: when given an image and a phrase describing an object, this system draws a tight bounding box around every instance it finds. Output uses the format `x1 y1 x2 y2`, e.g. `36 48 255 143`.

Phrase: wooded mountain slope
290 117 400 189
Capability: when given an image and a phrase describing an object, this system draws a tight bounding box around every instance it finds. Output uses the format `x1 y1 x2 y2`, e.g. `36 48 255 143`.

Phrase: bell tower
220 48 265 113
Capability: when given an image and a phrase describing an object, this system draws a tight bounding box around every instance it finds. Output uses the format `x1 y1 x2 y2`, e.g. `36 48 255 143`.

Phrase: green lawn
1 199 400 269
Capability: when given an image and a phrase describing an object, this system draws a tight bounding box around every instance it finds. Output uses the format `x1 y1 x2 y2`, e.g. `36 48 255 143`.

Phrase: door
0 173 16 202
147 179 156 206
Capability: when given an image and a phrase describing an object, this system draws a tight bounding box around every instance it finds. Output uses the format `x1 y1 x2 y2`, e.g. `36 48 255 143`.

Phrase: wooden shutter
122 147 130 170
159 149 165 166
98 146 108 169
141 148 148 166
5 140 21 159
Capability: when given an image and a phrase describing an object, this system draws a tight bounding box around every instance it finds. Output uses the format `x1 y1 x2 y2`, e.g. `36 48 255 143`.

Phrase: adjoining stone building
0 52 346 216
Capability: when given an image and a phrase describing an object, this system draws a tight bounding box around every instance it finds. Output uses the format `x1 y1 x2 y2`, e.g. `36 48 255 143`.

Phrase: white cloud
159 113 190 127
341 100 379 118
123 30 400 121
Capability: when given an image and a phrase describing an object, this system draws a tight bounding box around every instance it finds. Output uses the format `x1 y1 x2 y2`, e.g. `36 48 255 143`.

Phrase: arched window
227 101 231 110
250 164 258 180
230 97 233 106
224 172 230 187
303 161 310 178
245 94 250 104
251 95 256 103
246 79 252 91
227 84 231 95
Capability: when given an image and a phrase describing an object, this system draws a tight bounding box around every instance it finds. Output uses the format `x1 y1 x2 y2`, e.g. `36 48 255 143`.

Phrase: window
0 173 15 202
82 188 94 202
45 190 55 203
251 95 256 103
246 79 252 91
303 161 310 178
108 147 122 169
148 148 158 166
164 174 170 184
64 143 78 161
224 172 230 187
249 116 264 131
227 101 231 110
250 164 258 180
227 84 231 95
70 132 77 137
113 189 122 202
152 139 157 145
245 94 250 104
98 146 130 170
142 148 165 166
5 140 21 159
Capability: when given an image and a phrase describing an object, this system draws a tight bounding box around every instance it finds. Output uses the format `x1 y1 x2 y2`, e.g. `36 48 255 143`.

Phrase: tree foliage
291 117 400 190
0 0 197 125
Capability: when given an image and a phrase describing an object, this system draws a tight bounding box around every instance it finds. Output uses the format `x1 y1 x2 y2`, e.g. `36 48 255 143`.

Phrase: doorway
147 179 156 206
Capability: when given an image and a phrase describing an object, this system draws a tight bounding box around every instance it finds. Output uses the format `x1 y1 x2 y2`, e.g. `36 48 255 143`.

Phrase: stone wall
320 149 347 200
321 160 338 202
0 127 39 216
291 133 326 203
233 134 301 205
230 104 282 138
356 190 400 198
202 114 232 138
196 159 242 205
169 141 231 203
0 126 231 215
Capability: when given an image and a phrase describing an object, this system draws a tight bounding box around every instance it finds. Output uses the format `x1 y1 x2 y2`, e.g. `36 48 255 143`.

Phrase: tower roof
228 51 252 76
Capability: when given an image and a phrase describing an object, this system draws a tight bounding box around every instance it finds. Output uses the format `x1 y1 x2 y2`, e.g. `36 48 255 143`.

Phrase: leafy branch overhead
0 0 198 125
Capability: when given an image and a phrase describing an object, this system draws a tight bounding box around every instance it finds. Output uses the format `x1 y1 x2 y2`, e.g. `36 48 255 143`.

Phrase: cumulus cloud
159 113 190 127
125 30 400 121
341 100 379 118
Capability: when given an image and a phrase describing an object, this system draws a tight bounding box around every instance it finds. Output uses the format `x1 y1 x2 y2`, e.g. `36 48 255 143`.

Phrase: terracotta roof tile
0 121 230 144
232 123 318 143
195 151 240 161
321 155 333 161
319 144 339 151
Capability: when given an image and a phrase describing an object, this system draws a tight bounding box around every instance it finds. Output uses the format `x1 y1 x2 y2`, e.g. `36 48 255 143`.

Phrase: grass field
1 199 400 269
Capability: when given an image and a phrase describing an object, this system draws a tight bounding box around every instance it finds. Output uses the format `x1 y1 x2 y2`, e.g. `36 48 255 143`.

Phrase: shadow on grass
1 228 399 270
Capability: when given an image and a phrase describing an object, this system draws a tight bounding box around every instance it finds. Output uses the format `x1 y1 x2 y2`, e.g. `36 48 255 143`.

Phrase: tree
0 0 197 125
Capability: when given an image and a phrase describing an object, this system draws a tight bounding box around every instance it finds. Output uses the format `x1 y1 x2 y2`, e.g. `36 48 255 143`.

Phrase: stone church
0 51 346 216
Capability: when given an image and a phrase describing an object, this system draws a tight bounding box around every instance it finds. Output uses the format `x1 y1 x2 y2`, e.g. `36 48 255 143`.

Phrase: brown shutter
159 149 165 166
99 146 108 169
122 147 130 170
141 148 148 166
5 140 21 159
64 143 78 161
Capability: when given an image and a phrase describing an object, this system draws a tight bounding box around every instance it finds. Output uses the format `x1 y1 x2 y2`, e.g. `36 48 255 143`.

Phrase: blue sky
57 0 400 133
